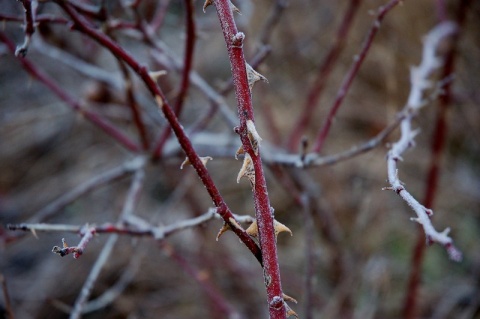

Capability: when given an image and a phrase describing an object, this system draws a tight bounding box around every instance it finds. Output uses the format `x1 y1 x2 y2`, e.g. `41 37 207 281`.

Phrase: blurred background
1 0 479 318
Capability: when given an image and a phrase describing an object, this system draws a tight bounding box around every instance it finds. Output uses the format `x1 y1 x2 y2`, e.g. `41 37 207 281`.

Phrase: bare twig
313 0 401 153
287 0 362 151
402 2 471 317
69 234 118 319
383 21 462 261
8 208 255 240
30 157 146 223
211 0 285 317
0 32 141 152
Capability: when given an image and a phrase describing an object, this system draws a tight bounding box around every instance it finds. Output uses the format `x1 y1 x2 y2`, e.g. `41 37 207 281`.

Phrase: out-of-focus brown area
1 1 479 318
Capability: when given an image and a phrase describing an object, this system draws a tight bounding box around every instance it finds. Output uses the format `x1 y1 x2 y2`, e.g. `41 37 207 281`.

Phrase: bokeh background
1 0 479 318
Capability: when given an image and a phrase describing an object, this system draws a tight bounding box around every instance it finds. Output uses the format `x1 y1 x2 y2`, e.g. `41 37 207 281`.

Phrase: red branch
287 0 361 151
313 0 401 153
153 0 197 159
0 32 141 152
212 1 285 317
52 0 262 264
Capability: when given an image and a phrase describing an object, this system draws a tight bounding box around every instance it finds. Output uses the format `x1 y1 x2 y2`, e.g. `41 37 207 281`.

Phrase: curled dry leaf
180 156 213 169
246 219 293 238
246 62 268 92
246 119 262 155
237 153 255 185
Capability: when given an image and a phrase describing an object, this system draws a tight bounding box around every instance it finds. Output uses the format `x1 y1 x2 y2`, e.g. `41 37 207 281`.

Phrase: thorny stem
211 0 285 317
0 32 141 153
53 0 262 264
402 2 470 317
313 0 401 153
287 0 361 152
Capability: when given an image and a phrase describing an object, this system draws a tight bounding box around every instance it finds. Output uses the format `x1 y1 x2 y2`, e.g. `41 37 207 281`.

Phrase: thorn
203 0 213 13
149 70 167 81
180 156 213 169
235 145 244 160
216 223 230 241
237 153 255 185
246 219 292 238
246 120 262 155
230 1 241 14
246 62 268 92
283 293 298 304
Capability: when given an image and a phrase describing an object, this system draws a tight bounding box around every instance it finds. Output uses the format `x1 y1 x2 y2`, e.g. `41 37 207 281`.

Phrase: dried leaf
180 156 213 169
236 153 255 185
246 120 262 155
246 63 268 92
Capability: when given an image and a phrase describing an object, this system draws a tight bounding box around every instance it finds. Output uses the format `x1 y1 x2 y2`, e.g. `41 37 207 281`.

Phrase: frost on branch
384 21 461 261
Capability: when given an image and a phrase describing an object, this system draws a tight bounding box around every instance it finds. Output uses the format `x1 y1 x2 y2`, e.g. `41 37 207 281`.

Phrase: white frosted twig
384 22 461 262
69 234 119 319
